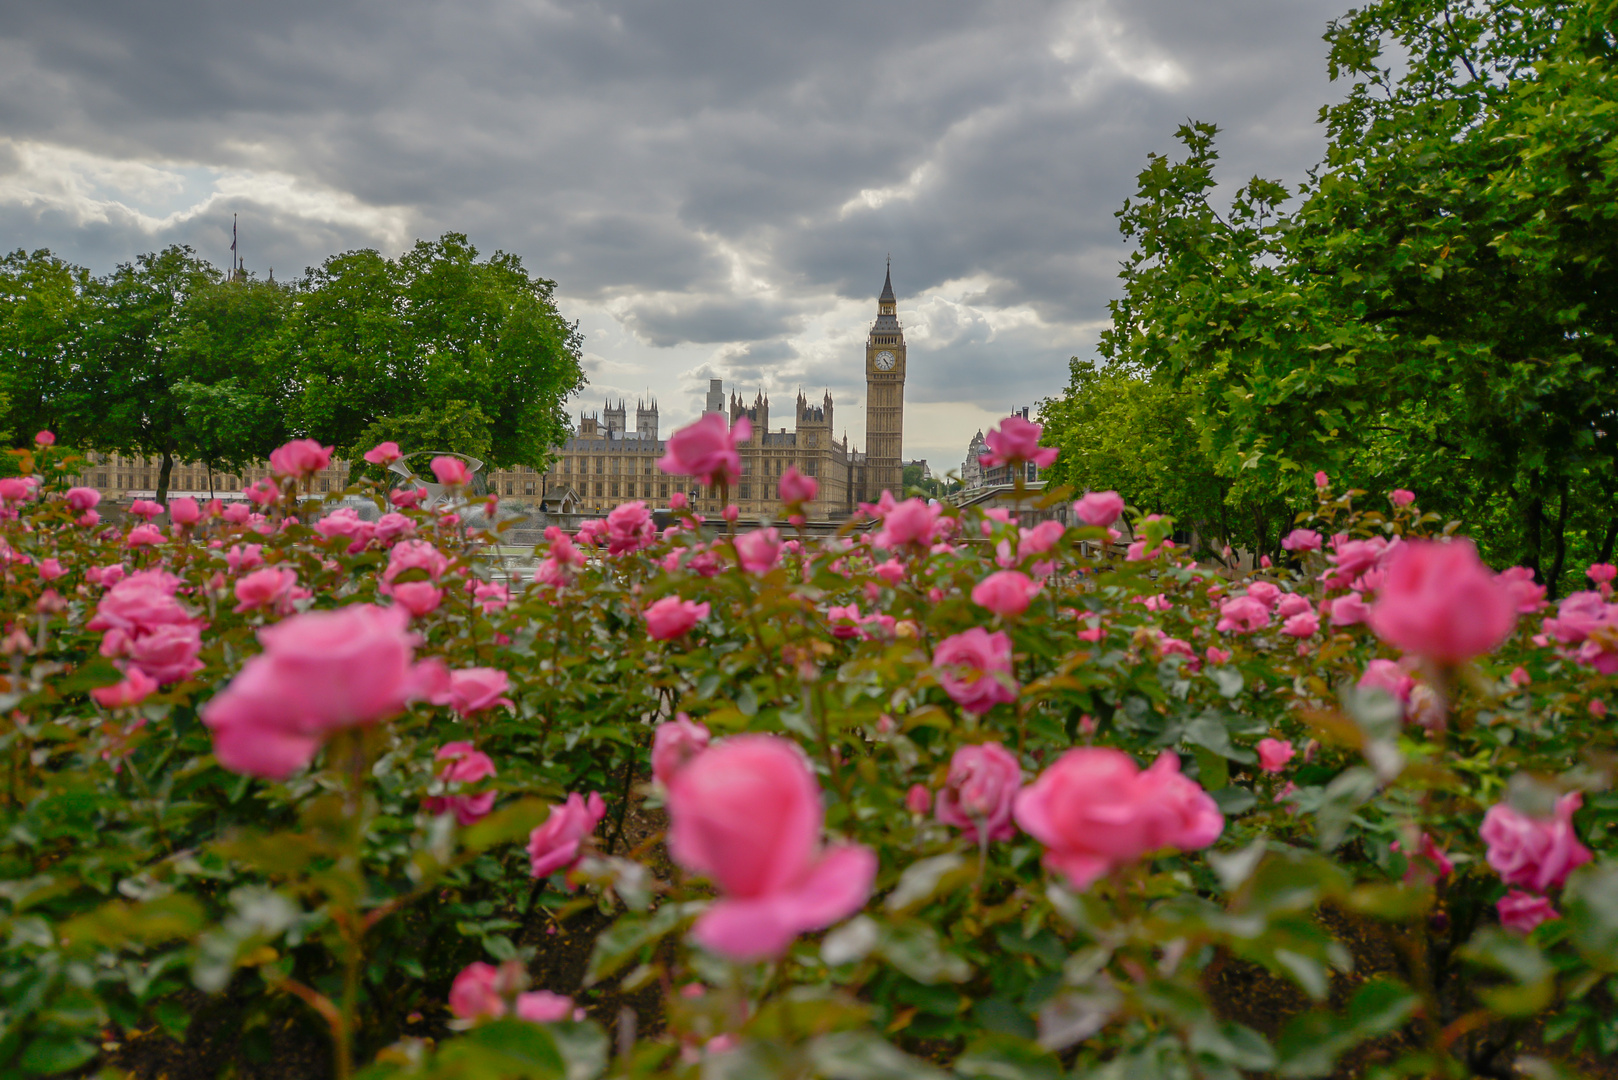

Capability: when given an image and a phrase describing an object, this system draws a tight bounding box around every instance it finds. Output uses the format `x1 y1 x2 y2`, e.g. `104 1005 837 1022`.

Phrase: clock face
874 350 896 371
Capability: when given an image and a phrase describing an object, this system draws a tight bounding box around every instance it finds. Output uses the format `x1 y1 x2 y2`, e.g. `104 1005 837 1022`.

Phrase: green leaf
880 922 974 985
462 798 552 854
885 854 969 912
955 1034 1063 1080
1564 863 1618 972
807 1030 949 1080
18 1035 98 1076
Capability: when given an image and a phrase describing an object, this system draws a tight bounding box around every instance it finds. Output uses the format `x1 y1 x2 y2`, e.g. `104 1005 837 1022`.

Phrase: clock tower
865 261 906 499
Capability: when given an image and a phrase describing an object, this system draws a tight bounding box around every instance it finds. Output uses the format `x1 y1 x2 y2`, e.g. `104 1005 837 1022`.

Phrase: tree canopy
1041 0 1618 594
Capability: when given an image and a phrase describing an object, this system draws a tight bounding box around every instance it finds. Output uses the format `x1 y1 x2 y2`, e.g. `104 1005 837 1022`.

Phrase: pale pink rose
1256 738 1294 773
1542 591 1608 645
435 667 515 716
606 501 656 555
1497 891 1559 934
735 528 783 575
222 503 252 524
431 456 473 486
1073 491 1124 527
129 500 164 520
666 735 877 960
1216 596 1270 634
1331 592 1372 626
233 566 303 614
933 628 1018 715
935 742 1021 842
1359 658 1415 703
34 429 54 446
978 416 1058 470
168 497 201 526
201 604 436 779
90 666 160 709
645 596 710 640
873 498 940 549
905 784 931 814
1369 540 1516 663
448 962 509 1019
364 441 403 466
659 413 751 486
527 792 607 878
514 991 576 1023
1156 633 1195 661
779 466 818 505
1281 528 1322 552
269 439 334 479
1014 748 1222 890
1496 566 1545 613
1389 489 1416 507
652 715 711 786
1281 612 1319 638
1480 792 1592 892
383 539 451 585
66 487 101 511
971 570 1040 617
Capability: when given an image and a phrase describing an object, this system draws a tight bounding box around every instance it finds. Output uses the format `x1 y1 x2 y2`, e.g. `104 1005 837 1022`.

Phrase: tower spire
879 256 895 304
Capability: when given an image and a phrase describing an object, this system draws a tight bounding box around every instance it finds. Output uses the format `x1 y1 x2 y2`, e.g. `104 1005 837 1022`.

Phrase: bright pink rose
779 466 818 505
383 539 451 585
90 666 160 709
314 507 367 542
435 667 515 716
515 991 576 1023
1390 833 1453 880
1256 738 1294 773
652 714 711 786
933 628 1018 715
1497 891 1559 934
527 791 607 878
38 558 65 582
1359 658 1415 703
66 487 101 511
605 501 656 555
735 528 783 575
34 429 54 445
1480 792 1592 892
1014 748 1223 890
1389 489 1416 507
874 498 941 549
1282 612 1319 638
233 566 303 614
666 735 876 960
1073 491 1125 528
1314 471 1329 488
1216 596 1270 634
364 441 403 466
1276 593 1312 619
1323 536 1388 588
905 784 932 815
645 596 710 640
201 604 436 779
226 543 264 573
423 741 498 825
1281 528 1322 553
1497 566 1545 613
1542 591 1608 645
979 416 1058 470
1245 582 1281 610
971 570 1040 617
935 742 1021 842
122 623 204 684
448 962 510 1020
1330 592 1371 626
431 456 473 486
126 523 165 547
221 503 251 525
373 512 416 545
659 413 751 486
89 570 188 632
390 486 426 509
167 497 201 526
269 438 334 479
129 499 164 520
1369 540 1516 664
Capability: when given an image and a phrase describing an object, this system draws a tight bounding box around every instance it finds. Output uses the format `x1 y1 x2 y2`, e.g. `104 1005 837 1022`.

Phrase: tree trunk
156 449 174 507
1546 479 1571 601
1600 510 1618 565
1524 491 1545 585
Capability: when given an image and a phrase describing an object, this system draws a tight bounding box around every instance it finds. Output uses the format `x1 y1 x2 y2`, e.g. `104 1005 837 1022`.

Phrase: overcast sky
0 0 1348 473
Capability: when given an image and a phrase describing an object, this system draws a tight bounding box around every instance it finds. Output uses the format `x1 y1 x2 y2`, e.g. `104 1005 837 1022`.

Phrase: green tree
0 249 90 447
285 233 586 469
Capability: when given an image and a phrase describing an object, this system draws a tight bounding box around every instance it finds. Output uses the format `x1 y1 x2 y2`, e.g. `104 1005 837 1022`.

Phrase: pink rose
449 962 511 1019
129 499 164 520
644 596 710 640
431 456 473 486
666 735 876 960
978 416 1058 470
1205 646 1232 665
1314 471 1329 488
1323 536 1387 588
269 439 334 479
201 604 437 778
435 667 515 716
1358 658 1415 703
873 498 941 549
514 991 576 1023
659 413 751 487
222 504 251 525
383 539 451 585
1497 891 1559 934
1014 749 1222 890
1073 491 1125 528
1281 611 1319 638
90 666 160 709
38 558 65 582
935 742 1021 842
1276 593 1312 619
652 714 711 786
779 466 818 505
373 512 416 546
364 441 403 466
1497 566 1545 613
423 741 498 826
233 566 303 614
244 479 278 507
735 528 783 575
1389 489 1416 507
971 570 1040 618
905 784 932 814
391 486 426 508
1480 792 1592 892
1216 596 1270 634
1542 591 1608 645
122 623 204 684
66 487 101 511
1245 582 1281 610
527 791 607 878
1256 738 1294 773
933 628 1018 715
168 497 201 526
1330 592 1371 626
126 523 165 547
1281 528 1322 553
34 429 54 446
1369 540 1516 664
604 501 656 555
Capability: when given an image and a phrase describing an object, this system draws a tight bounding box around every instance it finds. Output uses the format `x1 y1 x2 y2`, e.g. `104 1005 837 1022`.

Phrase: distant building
961 430 987 490
905 459 931 481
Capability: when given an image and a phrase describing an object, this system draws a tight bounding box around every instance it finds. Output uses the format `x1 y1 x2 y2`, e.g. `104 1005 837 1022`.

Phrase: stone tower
635 398 658 441
864 261 906 498
603 398 627 436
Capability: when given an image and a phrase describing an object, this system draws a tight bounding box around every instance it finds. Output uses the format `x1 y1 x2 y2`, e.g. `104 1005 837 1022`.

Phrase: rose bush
0 427 1616 1080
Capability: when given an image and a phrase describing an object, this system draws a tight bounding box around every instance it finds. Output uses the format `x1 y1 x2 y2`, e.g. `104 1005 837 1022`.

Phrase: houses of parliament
73 267 909 522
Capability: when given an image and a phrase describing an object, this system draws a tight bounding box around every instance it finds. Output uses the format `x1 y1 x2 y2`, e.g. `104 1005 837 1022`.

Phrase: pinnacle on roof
879 257 895 303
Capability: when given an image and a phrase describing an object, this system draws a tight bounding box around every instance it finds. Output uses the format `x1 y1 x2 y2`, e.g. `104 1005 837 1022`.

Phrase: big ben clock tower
865 260 906 499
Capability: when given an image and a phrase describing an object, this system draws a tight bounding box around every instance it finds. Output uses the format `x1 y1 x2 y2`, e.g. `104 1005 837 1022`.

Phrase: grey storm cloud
0 0 1347 465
